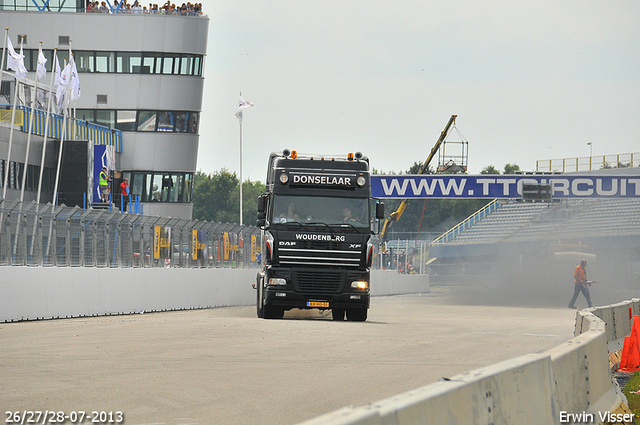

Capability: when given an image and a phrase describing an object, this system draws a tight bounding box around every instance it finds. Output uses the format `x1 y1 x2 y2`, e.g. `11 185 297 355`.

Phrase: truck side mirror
257 195 267 228
376 202 385 220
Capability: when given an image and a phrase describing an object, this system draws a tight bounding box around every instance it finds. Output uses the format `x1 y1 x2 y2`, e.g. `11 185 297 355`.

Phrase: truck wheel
331 308 345 321
346 308 367 322
263 304 284 320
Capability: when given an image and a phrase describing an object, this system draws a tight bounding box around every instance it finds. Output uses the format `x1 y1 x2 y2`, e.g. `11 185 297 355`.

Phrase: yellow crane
380 114 458 240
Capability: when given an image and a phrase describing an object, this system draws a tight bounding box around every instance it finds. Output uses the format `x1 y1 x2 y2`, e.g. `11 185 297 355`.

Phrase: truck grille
278 245 362 267
293 269 343 294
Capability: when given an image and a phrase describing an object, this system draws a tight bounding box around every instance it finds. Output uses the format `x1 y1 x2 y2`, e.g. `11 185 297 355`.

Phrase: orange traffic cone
618 315 640 372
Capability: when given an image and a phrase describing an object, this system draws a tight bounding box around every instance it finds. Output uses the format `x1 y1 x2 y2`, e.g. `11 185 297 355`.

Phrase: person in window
277 202 299 222
152 183 161 201
343 206 359 223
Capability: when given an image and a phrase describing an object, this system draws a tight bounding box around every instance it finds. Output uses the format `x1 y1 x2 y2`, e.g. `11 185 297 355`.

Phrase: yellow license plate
307 301 329 308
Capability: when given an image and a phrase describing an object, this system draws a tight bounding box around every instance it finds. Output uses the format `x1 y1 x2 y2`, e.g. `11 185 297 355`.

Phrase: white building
1 3 209 219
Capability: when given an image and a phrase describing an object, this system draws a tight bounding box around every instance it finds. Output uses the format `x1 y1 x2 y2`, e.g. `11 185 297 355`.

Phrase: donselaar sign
371 175 640 199
290 173 355 187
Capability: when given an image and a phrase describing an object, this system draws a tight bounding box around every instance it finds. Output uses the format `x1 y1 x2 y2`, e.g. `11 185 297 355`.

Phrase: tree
192 169 266 225
480 165 500 174
228 180 266 226
192 169 239 223
503 163 521 174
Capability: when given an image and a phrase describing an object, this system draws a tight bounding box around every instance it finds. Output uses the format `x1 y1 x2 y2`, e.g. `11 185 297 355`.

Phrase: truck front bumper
263 288 370 310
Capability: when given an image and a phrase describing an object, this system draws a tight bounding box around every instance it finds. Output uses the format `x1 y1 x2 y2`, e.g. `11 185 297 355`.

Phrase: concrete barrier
0 267 257 321
298 300 637 425
0 267 429 322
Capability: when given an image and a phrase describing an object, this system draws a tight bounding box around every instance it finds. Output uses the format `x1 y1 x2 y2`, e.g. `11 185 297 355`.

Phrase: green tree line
192 163 520 236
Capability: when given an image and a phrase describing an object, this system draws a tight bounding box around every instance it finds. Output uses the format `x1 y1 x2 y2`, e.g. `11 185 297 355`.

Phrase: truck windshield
272 195 370 228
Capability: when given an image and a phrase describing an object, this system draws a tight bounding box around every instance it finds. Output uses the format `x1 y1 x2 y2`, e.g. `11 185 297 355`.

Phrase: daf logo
350 244 362 249
279 241 296 246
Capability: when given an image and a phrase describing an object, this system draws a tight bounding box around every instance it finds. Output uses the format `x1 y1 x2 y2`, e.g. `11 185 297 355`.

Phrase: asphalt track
1 287 577 425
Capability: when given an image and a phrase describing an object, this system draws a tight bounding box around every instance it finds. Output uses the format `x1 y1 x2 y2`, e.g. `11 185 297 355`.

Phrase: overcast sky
197 0 640 182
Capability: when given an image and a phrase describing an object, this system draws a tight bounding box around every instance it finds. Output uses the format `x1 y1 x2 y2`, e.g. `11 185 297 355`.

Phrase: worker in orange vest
568 259 593 309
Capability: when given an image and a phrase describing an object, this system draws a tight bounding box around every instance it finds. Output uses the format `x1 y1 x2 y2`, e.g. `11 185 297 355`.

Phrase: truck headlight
268 278 287 286
351 280 368 289
356 176 366 187
279 173 289 184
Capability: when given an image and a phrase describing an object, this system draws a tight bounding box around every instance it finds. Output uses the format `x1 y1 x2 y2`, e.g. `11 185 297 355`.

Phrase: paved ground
1 287 578 425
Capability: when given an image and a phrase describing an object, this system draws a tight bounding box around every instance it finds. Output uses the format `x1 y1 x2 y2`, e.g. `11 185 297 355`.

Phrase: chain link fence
0 200 261 268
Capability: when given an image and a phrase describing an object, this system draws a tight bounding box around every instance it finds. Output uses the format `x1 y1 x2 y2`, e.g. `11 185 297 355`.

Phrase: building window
21 49 204 77
95 110 115 127
95 51 115 73
77 109 198 134
137 111 157 131
116 110 136 131
157 112 174 131
128 171 194 203
75 51 94 72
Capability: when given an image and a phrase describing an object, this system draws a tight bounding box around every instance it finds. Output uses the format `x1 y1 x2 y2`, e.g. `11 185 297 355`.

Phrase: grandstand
432 197 640 245
428 167 640 286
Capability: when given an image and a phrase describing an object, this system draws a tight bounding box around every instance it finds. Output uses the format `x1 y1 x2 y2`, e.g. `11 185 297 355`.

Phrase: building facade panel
121 133 198 172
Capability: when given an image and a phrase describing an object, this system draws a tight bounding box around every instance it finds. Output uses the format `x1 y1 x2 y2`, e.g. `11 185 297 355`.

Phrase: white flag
70 60 81 101
235 96 254 121
55 57 71 114
37 45 47 80
6 36 28 80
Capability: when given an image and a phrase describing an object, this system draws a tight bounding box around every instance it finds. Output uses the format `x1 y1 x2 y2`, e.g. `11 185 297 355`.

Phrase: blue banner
371 175 640 199
93 145 107 203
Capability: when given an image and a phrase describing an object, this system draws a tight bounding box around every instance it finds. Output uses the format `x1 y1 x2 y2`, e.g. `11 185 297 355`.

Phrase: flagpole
0 28 9 201
235 93 253 226
239 92 243 226
20 41 44 203
0 28 8 87
2 35 24 201
36 48 57 206
52 73 72 208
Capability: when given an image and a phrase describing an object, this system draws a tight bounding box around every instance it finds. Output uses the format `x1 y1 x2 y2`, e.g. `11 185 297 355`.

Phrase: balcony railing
0 105 122 152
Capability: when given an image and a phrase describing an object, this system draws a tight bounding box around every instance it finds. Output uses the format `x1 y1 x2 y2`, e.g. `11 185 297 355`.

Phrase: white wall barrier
299 300 638 425
0 267 429 322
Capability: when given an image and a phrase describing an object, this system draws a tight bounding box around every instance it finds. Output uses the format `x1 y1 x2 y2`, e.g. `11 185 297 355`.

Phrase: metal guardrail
536 153 639 173
0 200 261 268
430 198 500 245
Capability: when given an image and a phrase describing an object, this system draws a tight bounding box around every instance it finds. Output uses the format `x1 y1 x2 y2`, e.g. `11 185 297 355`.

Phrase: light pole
235 93 254 225
587 142 593 170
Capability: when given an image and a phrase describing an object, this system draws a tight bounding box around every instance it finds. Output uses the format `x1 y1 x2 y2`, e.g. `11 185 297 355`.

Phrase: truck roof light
348 152 354 161
283 149 290 157
291 150 298 159
355 151 363 159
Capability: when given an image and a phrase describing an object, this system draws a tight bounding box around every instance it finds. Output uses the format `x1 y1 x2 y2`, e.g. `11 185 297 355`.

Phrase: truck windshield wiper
334 222 362 232
304 222 339 236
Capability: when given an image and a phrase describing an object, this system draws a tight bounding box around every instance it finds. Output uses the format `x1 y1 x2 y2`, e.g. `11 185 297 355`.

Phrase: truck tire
346 308 367 322
263 304 284 320
331 308 345 321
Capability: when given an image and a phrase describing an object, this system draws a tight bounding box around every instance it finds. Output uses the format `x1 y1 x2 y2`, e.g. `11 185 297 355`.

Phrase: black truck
254 149 384 321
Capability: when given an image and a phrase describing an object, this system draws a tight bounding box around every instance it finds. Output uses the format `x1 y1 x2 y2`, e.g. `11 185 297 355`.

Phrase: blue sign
371 175 640 199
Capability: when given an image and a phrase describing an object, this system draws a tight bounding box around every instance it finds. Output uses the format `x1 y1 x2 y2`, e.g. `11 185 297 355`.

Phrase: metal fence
0 200 261 268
